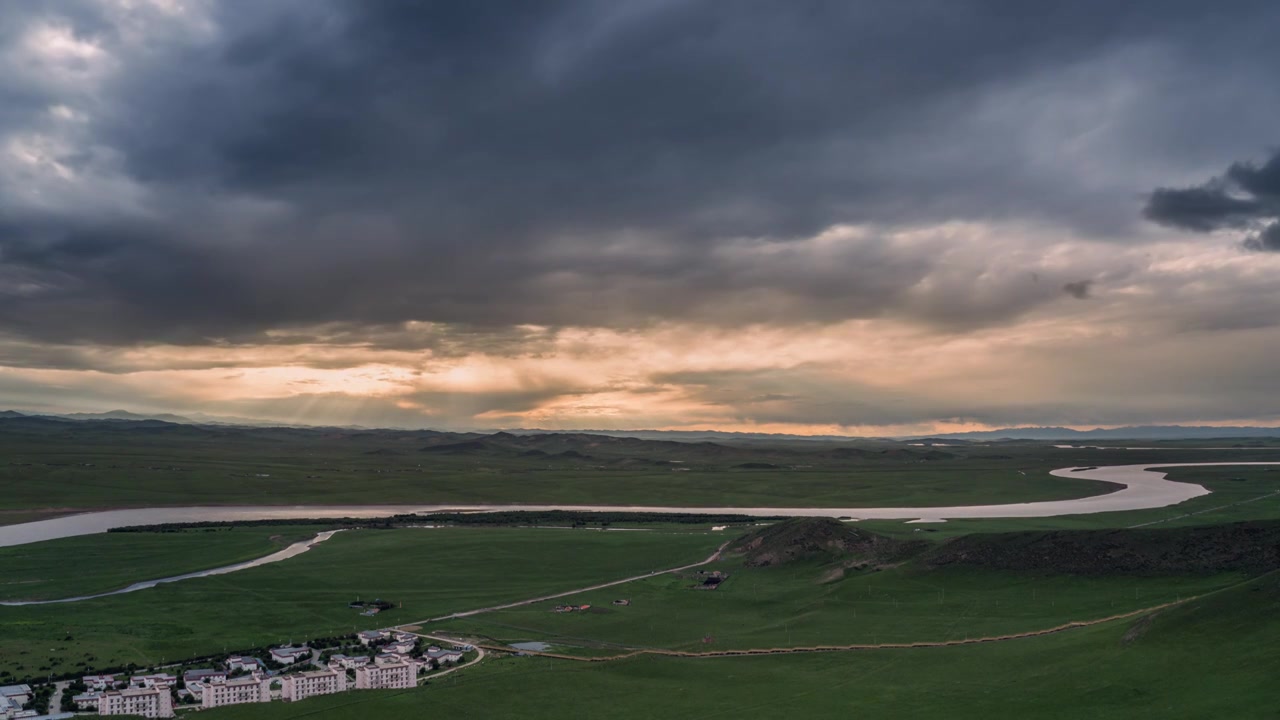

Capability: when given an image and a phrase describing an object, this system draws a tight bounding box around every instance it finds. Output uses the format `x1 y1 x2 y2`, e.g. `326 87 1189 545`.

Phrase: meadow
0 527 722 682
0 443 1111 513
11 419 1280 516
858 464 1280 539
436 559 1239 653
200 571 1280 719
5 421 1280 715
0 526 321 601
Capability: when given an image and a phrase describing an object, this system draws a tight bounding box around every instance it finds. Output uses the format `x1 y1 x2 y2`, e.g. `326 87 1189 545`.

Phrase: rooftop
0 685 32 697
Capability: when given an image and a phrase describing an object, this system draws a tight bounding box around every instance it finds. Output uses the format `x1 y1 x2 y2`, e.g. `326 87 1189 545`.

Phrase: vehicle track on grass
396 539 734 627
463 598 1192 663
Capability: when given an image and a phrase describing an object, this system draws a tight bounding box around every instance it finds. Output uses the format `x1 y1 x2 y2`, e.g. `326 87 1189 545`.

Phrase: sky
3 0 1280 435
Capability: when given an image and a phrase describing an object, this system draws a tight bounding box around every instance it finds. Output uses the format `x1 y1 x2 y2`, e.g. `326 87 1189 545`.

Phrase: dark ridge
925 520 1280 576
819 447 956 461
417 440 497 454
728 517 922 567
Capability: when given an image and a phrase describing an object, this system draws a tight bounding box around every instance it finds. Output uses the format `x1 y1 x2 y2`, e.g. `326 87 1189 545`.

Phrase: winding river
3 461 1277 604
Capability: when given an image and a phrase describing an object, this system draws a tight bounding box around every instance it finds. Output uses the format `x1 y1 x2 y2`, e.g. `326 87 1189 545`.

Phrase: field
0 418 1223 514
0 447 1109 514
4 420 1280 716
858 464 1280 539
0 527 722 682
431 518 1262 653
10 419 1280 520
0 526 321 601
436 561 1238 653
201 572 1280 719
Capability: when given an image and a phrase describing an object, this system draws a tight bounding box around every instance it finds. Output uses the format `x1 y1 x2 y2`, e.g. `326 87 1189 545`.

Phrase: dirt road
396 539 731 628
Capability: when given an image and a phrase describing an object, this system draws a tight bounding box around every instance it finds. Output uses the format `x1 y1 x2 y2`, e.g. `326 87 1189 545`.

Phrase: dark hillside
926 520 1280 576
729 518 923 567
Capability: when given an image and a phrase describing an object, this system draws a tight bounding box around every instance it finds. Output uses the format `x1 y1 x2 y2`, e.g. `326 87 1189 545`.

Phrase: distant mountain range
0 409 300 427
500 428 888 442
4 409 1280 442
917 425 1280 441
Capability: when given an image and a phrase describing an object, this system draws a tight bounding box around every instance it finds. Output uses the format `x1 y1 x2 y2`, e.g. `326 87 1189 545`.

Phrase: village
0 629 475 720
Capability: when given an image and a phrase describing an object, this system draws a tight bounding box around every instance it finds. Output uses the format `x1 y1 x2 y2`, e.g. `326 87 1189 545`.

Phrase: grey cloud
1062 280 1092 299
2 0 1280 350
1144 149 1280 250
1144 186 1261 232
1243 223 1280 252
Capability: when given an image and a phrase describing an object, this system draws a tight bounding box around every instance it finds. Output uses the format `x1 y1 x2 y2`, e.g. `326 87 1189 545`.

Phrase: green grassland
202 571 1280 719
6 421 1280 715
859 465 1280 540
0 526 321 601
0 526 722 682
436 556 1238 654
0 443 1107 513
8 419 1280 519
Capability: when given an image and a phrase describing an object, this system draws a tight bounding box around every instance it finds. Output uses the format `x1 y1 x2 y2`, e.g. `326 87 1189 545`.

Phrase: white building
129 674 175 690
384 639 416 654
392 631 416 643
426 647 465 664
82 675 115 691
201 676 269 709
72 691 103 711
270 646 312 665
226 656 266 673
357 630 389 646
281 670 347 702
329 654 370 669
98 686 174 718
354 663 414 690
181 669 226 687
0 687 30 708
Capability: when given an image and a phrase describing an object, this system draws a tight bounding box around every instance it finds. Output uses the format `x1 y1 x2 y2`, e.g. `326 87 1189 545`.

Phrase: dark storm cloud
1144 149 1280 250
1062 280 1092 299
1243 223 1280 252
3 0 1280 346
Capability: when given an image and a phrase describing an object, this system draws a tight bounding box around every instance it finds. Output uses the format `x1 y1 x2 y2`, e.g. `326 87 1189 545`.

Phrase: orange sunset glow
3 1 1280 437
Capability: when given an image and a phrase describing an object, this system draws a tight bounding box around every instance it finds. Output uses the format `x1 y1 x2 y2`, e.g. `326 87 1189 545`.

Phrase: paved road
50 680 67 715
402 633 487 683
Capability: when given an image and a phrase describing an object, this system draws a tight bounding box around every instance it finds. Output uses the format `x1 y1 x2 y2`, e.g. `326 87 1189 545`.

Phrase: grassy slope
438 558 1238 652
0 527 320 601
0 527 722 681
202 572 1280 719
